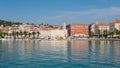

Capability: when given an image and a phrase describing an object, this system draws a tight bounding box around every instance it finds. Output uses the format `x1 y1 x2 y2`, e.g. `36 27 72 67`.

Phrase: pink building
67 24 89 37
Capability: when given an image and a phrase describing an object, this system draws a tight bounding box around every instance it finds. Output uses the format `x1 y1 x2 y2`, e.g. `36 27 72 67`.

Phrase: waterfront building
31 27 39 32
110 19 120 32
19 23 34 32
67 24 89 38
9 26 19 32
2 26 10 33
40 23 67 40
95 22 109 37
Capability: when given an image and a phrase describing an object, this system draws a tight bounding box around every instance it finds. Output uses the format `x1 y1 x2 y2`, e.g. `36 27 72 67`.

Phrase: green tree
113 28 119 35
0 31 4 38
103 30 108 38
0 20 23 26
28 32 31 38
32 31 36 38
97 30 100 38
89 31 94 37
0 20 13 26
12 31 16 38
117 30 120 38
3 32 6 38
19 31 23 38
16 31 19 39
37 31 40 39
109 32 114 38
23 31 28 38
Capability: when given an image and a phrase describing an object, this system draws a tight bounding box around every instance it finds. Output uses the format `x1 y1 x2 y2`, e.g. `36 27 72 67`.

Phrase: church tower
63 22 66 30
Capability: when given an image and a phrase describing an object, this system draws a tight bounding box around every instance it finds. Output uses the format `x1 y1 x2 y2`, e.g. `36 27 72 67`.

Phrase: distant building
110 19 120 32
10 26 19 32
67 24 89 38
95 22 109 37
40 23 67 39
31 27 39 32
89 23 96 36
19 24 34 32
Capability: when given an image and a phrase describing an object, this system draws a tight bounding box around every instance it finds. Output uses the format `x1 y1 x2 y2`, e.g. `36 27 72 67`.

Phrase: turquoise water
0 40 120 68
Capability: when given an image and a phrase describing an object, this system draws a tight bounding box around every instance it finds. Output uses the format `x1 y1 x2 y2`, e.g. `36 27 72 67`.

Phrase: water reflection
0 40 120 68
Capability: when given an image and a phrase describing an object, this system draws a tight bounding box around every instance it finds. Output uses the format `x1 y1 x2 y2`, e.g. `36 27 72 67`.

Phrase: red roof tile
96 22 109 26
42 27 57 30
110 19 120 24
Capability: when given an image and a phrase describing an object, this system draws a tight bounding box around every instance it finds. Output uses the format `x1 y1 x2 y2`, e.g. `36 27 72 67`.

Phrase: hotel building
95 22 109 37
67 24 89 38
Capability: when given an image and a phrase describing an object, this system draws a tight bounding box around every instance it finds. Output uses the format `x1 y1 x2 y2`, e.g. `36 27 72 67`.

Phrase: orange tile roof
96 22 109 26
54 25 63 29
71 30 88 34
3 27 10 32
31 27 38 31
42 27 57 30
110 19 120 24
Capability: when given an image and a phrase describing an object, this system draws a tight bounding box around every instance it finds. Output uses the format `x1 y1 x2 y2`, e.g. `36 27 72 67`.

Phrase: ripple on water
0 40 120 68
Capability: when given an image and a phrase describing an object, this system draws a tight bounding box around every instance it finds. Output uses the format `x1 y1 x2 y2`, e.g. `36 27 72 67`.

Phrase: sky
0 0 120 25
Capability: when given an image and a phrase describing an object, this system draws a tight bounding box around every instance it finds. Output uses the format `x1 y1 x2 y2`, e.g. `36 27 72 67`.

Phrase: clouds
1 7 120 25
41 7 120 25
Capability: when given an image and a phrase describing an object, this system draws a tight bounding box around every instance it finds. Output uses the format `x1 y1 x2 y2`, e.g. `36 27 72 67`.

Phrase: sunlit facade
110 19 120 32
95 22 109 35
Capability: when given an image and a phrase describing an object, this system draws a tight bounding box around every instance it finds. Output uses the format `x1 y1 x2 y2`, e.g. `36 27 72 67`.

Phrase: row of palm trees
0 31 40 39
109 28 120 38
90 28 120 38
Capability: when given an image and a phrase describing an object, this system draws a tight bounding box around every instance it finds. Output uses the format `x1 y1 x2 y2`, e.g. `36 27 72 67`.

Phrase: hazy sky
0 0 120 25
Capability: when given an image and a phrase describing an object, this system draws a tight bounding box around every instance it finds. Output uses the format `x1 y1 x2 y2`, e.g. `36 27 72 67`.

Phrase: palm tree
16 31 19 39
12 31 16 39
23 31 28 38
97 30 100 38
32 31 36 38
19 31 23 39
109 32 114 38
28 32 31 38
103 30 108 38
37 31 40 39
113 28 119 35
112 28 120 38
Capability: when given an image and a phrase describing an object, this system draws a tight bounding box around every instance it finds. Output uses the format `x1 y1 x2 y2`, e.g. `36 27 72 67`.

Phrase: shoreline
88 38 120 41
0 38 120 41
69 38 120 41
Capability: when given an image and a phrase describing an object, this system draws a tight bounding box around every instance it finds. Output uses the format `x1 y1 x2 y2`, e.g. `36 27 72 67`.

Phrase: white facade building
19 24 34 32
40 29 67 39
40 23 68 40
110 20 120 32
95 22 109 35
